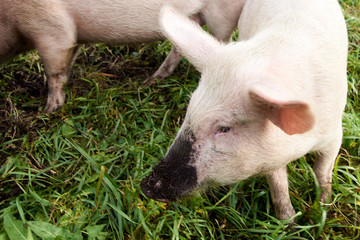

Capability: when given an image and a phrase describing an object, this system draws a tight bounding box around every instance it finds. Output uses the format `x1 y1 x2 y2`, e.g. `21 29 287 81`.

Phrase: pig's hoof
43 105 59 113
43 102 63 113
44 95 65 113
276 206 296 223
142 76 163 87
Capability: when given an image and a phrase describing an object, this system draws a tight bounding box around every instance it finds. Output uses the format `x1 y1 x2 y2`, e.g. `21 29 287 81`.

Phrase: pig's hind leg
267 166 296 221
144 14 205 85
145 46 182 85
146 3 243 85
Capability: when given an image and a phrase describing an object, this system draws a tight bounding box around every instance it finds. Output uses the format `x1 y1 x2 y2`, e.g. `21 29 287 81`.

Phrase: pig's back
65 0 205 44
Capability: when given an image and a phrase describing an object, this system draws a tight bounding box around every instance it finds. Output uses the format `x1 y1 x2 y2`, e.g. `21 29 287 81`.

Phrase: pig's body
0 0 245 112
65 1 202 44
141 0 348 220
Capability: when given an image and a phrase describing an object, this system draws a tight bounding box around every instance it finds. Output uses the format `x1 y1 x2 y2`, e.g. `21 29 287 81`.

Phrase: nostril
154 180 162 188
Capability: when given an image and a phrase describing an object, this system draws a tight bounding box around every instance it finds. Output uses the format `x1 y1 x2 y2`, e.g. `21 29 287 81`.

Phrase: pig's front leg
31 22 78 113
41 43 78 113
313 134 342 203
267 166 296 220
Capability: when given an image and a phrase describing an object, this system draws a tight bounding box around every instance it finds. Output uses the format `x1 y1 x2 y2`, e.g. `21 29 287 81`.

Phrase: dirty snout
141 130 198 202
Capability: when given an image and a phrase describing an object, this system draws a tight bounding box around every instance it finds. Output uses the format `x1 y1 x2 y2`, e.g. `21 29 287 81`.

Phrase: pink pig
0 0 245 112
141 0 348 220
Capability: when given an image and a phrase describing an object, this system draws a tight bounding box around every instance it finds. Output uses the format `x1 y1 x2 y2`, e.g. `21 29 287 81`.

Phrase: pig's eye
218 126 231 133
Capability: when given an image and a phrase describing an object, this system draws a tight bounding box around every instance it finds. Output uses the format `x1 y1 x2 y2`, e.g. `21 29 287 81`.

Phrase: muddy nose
140 129 198 202
140 175 174 203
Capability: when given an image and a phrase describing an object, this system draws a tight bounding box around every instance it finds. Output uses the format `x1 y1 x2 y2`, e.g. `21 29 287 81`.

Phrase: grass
0 1 359 239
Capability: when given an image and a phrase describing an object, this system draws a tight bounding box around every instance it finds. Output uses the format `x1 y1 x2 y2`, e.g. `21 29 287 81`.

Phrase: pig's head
141 7 315 202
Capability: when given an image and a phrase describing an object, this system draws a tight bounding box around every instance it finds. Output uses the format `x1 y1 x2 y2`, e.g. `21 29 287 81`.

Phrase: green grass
0 1 359 239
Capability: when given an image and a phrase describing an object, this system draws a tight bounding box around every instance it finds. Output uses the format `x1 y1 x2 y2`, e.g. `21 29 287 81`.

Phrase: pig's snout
140 161 180 203
141 131 198 202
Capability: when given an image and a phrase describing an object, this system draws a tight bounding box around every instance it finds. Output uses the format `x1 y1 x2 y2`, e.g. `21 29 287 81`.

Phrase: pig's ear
160 6 222 72
249 82 315 135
